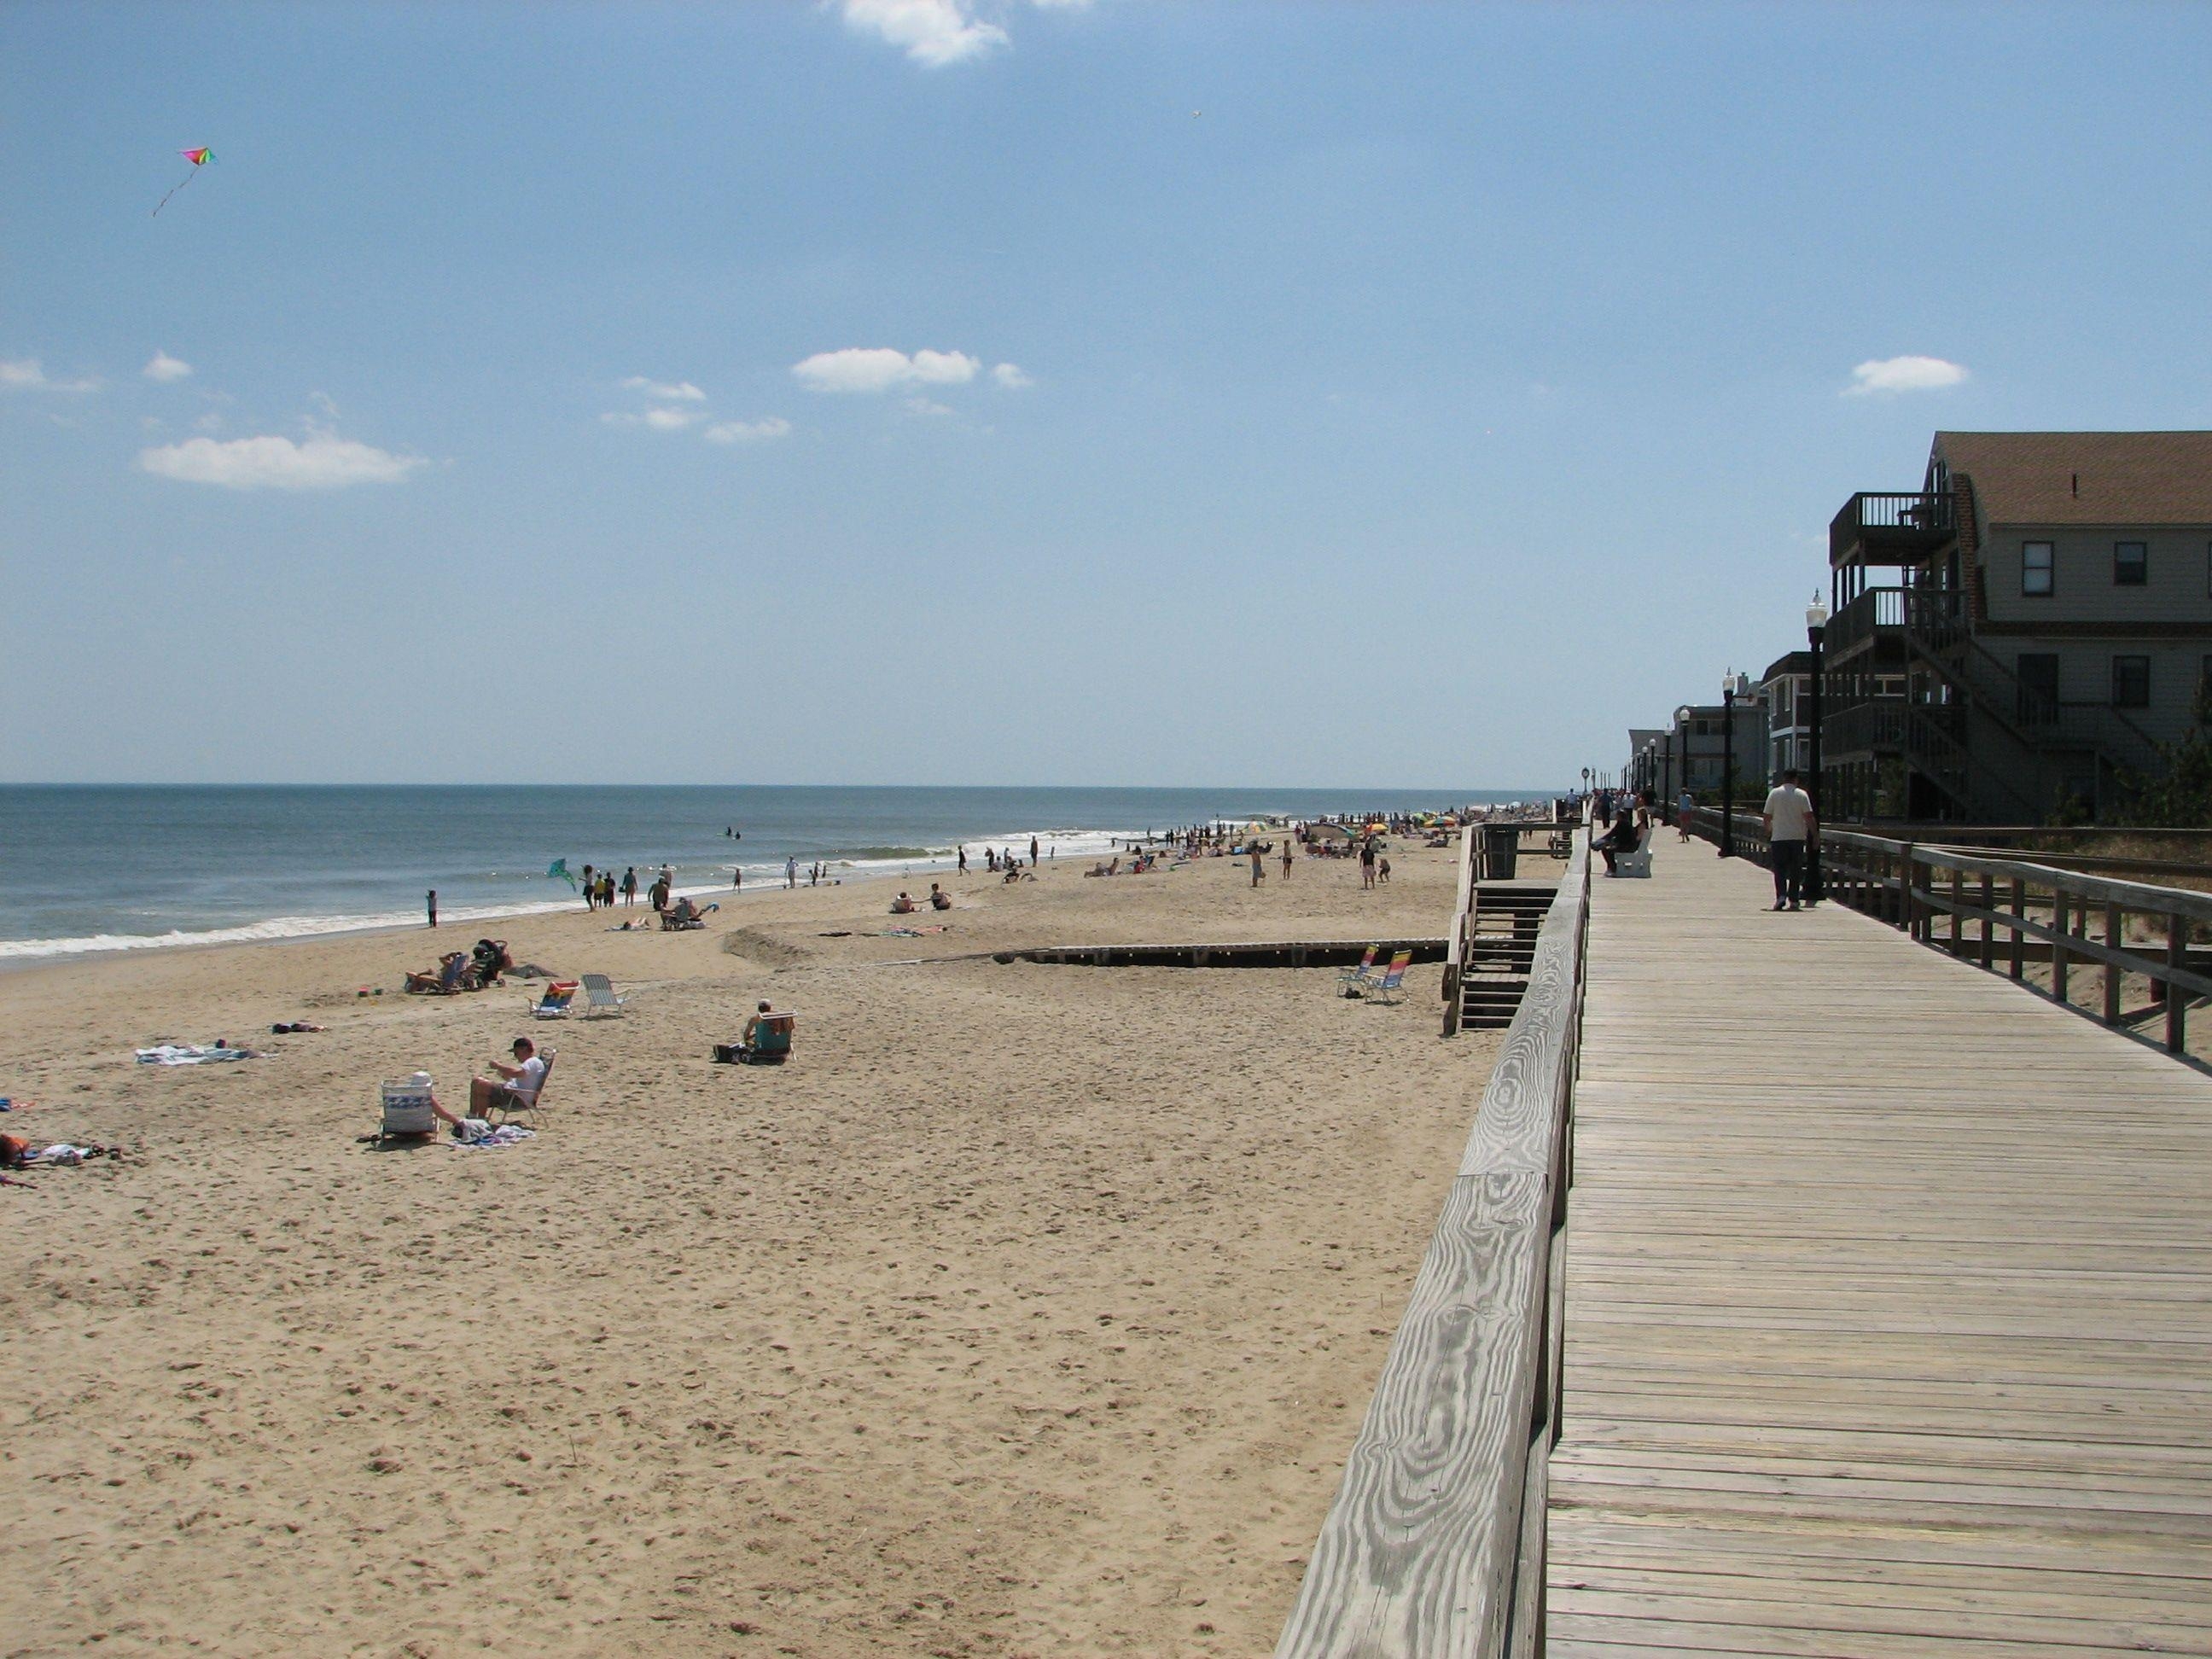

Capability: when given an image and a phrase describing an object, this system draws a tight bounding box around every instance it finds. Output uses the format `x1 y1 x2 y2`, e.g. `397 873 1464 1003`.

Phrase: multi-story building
1822 431 2212 821
1650 681 1767 800
1758 650 1815 780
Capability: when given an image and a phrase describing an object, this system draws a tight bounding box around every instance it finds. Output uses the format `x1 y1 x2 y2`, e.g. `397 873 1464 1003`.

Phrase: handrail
1442 816 1481 1034
1686 816 2207 1056
1278 830 1592 1657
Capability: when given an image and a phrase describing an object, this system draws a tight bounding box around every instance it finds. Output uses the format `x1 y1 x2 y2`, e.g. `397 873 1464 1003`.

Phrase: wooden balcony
1829 491 1953 568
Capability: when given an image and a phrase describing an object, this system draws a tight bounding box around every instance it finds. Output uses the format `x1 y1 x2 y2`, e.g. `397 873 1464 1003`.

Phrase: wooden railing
1278 830 1591 1657
1829 490 1953 563
1685 814 2210 1057
1441 814 1482 1034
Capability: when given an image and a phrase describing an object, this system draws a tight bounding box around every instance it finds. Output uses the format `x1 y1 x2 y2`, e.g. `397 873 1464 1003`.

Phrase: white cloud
621 375 706 402
990 362 1032 389
840 0 1008 65
143 351 194 383
309 390 341 419
704 416 793 445
137 432 425 490
792 346 980 394
904 397 954 418
1843 355 1969 396
1 358 100 393
602 406 704 430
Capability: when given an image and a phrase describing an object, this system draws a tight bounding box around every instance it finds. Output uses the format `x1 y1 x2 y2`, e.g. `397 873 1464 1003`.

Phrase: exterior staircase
1454 885 1554 1029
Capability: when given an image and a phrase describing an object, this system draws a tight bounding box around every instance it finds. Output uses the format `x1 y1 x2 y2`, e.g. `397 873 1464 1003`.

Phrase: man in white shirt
1761 770 1818 911
469 1036 546 1116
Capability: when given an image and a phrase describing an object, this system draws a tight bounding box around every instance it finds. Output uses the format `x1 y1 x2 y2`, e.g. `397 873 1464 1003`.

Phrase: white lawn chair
580 973 627 1018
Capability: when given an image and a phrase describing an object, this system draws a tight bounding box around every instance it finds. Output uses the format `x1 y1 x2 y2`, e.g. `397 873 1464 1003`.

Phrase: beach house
1757 649 1817 782
1821 430 2212 821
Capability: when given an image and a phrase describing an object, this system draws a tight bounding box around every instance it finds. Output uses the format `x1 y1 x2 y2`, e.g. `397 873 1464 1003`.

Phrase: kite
546 859 579 891
152 148 213 218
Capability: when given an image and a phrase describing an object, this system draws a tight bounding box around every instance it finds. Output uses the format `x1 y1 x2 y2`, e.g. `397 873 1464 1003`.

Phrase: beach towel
24 1144 111 1165
449 1123 534 1150
136 1044 259 1066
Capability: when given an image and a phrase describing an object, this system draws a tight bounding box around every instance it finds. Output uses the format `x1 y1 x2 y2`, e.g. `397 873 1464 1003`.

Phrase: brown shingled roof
1934 431 2212 525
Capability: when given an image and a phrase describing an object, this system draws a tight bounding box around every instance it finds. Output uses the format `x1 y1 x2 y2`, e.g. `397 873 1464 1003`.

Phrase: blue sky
5 1 2209 787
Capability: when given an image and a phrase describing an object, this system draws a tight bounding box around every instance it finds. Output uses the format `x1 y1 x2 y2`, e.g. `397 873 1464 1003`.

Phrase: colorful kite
153 147 213 218
546 859 578 891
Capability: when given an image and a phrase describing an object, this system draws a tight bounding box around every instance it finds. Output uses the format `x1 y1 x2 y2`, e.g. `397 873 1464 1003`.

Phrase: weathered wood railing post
2052 889 2071 1003
2103 901 2124 1026
2010 877 2027 981
1276 832 1592 1659
2168 911 2187 1054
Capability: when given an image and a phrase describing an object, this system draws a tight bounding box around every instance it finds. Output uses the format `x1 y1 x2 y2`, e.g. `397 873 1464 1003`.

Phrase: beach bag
381 1075 439 1137
712 1042 742 1064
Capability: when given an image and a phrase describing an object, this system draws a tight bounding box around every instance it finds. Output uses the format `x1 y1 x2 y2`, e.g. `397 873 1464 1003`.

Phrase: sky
4 0 2210 789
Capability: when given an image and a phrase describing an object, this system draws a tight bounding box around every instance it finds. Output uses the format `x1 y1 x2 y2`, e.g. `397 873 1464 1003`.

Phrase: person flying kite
153 148 213 217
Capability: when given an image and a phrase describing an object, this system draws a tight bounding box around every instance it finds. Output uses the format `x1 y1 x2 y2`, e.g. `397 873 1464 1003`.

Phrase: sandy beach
0 835 1545 1656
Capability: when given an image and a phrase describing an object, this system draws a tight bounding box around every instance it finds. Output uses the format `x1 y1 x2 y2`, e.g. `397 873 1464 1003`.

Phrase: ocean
0 784 1542 960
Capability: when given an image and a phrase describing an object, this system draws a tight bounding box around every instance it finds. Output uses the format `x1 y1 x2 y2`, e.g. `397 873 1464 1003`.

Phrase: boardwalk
1550 836 2212 1655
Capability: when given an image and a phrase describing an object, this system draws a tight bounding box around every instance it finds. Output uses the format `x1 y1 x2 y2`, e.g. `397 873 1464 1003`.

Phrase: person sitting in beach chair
470 939 514 987
405 952 478 995
734 1002 795 1064
661 896 715 930
466 1037 550 1119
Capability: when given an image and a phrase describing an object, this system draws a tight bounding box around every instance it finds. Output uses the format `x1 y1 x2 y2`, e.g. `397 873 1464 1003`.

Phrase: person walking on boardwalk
1677 787 1695 841
1762 769 1817 911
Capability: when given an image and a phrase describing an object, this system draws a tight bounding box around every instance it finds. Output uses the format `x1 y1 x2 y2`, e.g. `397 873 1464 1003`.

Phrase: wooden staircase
1455 883 1555 1029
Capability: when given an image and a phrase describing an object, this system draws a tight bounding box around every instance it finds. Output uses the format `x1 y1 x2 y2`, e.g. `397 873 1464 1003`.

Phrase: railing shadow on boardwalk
1686 806 2212 1074
1274 829 1590 1659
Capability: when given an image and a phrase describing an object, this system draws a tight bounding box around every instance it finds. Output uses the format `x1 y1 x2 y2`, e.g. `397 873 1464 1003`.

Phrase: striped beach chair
1362 950 1414 1005
1335 945 1382 996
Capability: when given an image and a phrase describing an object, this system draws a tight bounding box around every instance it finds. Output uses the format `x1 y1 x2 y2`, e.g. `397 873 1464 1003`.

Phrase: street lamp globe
1807 592 1831 631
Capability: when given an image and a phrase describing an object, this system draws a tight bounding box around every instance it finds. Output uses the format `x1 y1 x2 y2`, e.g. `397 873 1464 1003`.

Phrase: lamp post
1672 706 1691 829
1806 593 1829 904
1720 672 1737 859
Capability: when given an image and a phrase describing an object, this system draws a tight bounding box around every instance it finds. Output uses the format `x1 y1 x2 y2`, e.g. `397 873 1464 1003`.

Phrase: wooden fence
1276 830 1591 1657
1685 810 2212 1057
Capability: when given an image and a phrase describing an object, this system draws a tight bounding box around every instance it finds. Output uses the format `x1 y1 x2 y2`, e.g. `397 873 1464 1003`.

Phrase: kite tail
151 170 197 218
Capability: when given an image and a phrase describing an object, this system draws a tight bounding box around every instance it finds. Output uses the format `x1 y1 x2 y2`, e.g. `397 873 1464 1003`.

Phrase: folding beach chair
1362 950 1414 1005
579 973 628 1018
1335 945 1381 997
740 1013 795 1065
527 981 578 1019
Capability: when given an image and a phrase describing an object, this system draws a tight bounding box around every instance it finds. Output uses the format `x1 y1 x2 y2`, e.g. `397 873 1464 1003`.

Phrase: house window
2112 655 2151 709
2022 542 2054 597
2115 541 2147 586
